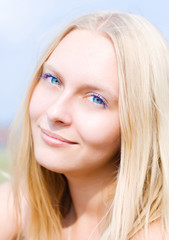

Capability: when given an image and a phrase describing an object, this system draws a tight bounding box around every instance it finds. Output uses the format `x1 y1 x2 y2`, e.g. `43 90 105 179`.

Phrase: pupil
94 96 102 104
52 77 58 84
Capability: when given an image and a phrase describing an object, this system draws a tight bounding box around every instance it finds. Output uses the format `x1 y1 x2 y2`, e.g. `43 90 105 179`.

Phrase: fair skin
29 29 120 239
0 30 164 240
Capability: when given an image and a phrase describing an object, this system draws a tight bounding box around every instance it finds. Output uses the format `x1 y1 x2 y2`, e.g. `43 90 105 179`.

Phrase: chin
33 152 67 174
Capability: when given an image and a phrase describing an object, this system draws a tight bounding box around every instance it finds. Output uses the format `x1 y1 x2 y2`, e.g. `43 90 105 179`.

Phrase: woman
0 11 169 240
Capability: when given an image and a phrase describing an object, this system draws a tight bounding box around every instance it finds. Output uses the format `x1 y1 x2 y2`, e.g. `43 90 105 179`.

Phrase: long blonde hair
9 11 169 239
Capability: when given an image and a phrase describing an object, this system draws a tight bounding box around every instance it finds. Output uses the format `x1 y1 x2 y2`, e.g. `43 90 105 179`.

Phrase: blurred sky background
0 0 169 127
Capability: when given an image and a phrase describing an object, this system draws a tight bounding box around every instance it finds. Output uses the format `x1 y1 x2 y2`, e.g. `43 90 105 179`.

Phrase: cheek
75 109 121 147
29 83 49 122
29 93 40 122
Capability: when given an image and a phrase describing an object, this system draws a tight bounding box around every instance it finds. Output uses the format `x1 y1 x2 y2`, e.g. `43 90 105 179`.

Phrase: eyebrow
43 62 118 103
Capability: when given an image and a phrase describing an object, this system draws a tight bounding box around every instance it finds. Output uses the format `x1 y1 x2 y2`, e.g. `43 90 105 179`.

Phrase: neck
62 168 117 240
65 170 116 221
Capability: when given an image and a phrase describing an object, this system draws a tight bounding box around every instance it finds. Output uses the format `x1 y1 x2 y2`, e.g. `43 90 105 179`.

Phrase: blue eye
40 73 61 86
89 94 108 108
92 96 103 104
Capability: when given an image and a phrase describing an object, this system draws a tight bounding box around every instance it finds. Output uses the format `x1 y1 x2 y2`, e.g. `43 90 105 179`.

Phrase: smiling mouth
40 128 77 146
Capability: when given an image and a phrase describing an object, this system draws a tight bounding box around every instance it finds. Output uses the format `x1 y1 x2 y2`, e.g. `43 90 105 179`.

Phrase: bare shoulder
0 182 19 239
131 219 165 240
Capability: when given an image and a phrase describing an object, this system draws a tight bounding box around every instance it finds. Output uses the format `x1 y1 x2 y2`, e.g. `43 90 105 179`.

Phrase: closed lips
41 128 77 144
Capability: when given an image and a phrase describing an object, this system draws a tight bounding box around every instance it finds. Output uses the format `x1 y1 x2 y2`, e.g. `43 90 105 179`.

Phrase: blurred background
0 0 169 183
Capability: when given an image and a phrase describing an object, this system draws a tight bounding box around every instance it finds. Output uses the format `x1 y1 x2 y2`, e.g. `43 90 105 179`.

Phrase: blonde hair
9 11 169 240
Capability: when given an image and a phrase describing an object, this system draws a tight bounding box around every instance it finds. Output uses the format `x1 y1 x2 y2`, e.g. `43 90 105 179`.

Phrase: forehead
45 30 119 97
48 30 116 68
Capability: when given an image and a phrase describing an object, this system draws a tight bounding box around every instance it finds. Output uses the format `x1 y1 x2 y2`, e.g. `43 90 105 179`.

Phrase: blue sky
0 0 168 126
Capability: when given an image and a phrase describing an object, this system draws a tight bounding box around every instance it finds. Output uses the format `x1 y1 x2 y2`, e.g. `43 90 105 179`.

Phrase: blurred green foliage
0 148 10 184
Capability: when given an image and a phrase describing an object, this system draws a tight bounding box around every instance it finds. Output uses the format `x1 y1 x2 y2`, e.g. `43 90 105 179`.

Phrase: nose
46 93 72 126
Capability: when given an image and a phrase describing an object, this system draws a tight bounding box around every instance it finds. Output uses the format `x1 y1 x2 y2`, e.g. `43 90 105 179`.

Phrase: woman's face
29 30 120 179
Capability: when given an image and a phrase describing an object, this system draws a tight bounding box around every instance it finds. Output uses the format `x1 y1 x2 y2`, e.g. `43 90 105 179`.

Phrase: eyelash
40 73 61 85
39 72 108 108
